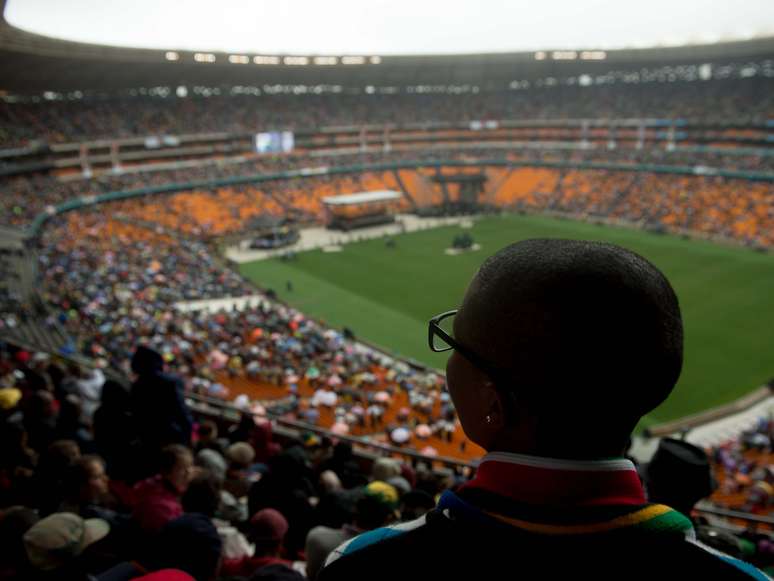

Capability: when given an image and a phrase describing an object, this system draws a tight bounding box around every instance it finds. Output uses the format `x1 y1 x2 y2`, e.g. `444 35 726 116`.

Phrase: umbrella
251 403 266 416
374 391 391 403
390 427 411 444
420 446 438 457
233 394 250 409
321 391 338 407
209 349 228 369
331 422 350 435
397 407 411 419
415 424 432 438
328 375 343 387
306 366 321 379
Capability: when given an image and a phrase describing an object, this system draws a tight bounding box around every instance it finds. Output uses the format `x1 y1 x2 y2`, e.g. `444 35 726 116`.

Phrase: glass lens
431 313 456 351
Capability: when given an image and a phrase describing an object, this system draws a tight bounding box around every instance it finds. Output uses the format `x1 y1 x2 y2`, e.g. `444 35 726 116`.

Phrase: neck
488 429 627 460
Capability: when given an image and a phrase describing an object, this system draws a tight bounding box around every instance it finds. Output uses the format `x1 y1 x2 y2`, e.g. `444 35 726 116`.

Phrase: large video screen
254 131 294 154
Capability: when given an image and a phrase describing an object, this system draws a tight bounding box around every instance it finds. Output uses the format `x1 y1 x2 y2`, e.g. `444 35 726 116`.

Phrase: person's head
248 508 289 557
63 455 109 505
438 239 683 458
182 470 221 518
39 439 81 478
643 438 716 516
154 514 222 581
160 444 194 494
26 390 56 421
131 345 164 377
0 506 40 570
371 458 401 483
99 379 130 410
197 420 218 443
353 481 399 531
319 470 342 494
195 449 227 483
226 442 255 470
23 512 109 572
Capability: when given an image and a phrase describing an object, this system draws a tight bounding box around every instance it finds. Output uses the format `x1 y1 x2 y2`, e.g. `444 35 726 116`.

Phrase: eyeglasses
428 309 509 384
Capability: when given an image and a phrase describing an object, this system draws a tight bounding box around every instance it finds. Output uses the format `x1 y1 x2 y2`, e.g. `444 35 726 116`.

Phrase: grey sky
5 0 774 55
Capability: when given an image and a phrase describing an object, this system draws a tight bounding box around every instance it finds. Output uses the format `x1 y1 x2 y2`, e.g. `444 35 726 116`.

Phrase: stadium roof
0 0 773 93
8 0 774 56
322 191 402 206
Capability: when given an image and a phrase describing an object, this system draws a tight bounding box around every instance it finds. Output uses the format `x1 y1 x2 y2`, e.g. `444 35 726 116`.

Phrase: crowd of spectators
1 78 772 146
1 146 773 229
36 210 454 451
0 334 771 579
0 338 463 580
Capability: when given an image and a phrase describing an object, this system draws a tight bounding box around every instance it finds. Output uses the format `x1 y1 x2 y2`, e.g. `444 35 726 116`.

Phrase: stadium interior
0 0 773 578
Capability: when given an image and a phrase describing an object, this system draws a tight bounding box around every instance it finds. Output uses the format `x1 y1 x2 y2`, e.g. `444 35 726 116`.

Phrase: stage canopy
322 190 402 206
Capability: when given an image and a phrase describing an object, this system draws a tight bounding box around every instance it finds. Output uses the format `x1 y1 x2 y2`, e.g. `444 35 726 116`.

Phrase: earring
485 414 492 424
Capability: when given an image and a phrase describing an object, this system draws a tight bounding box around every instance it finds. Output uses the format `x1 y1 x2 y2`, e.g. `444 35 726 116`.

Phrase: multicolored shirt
320 452 769 580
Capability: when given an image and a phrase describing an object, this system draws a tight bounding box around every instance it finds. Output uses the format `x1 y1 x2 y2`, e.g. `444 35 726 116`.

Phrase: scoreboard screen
254 131 294 153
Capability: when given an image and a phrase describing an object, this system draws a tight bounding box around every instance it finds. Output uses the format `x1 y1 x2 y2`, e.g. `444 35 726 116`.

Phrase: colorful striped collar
459 451 647 507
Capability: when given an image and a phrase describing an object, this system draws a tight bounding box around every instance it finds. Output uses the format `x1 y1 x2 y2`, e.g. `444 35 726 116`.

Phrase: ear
481 380 507 430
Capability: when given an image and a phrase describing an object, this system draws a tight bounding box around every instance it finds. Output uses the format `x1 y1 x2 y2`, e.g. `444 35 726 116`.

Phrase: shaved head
453 239 683 446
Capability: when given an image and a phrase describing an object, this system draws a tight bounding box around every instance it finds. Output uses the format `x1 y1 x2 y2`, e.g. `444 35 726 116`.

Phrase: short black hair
460 239 683 441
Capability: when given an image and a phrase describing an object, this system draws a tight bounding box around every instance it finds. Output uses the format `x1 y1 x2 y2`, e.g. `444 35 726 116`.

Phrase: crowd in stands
0 337 463 580
0 337 771 580
710 418 774 517
1 146 773 229
36 210 454 451
1 78 773 146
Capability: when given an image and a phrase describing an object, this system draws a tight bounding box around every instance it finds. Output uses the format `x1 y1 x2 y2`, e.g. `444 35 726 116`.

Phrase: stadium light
581 51 607 60
228 55 250 64
165 51 180 61
369 56 382 64
341 56 366 65
284 56 310 65
534 51 547 60
552 51 578 60
194 53 216 63
313 56 338 65
254 55 281 65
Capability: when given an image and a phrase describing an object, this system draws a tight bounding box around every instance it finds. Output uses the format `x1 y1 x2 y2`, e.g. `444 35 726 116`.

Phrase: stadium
0 0 773 578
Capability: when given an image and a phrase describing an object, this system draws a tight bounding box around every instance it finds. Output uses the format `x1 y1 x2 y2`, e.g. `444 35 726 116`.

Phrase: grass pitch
239 214 774 426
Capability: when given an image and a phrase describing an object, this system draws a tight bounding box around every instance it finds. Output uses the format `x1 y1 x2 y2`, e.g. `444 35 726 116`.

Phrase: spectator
22 512 109 580
58 455 119 524
224 442 257 499
92 380 138 483
319 239 767 579
130 346 192 466
75 366 105 423
132 444 193 535
222 508 303 580
194 421 225 456
33 439 81 515
248 448 317 559
153 513 222 581
306 481 399 580
0 505 39 578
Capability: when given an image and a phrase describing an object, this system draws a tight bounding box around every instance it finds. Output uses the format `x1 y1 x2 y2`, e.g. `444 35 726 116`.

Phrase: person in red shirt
132 445 194 535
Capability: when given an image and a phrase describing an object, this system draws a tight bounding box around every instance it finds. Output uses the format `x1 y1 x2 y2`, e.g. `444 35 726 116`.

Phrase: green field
239 214 774 427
